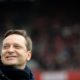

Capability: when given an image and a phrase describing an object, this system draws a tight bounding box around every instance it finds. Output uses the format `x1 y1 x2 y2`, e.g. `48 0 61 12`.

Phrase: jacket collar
0 64 34 80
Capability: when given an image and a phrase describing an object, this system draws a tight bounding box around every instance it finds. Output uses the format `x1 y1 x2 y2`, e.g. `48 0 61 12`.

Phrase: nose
7 46 15 53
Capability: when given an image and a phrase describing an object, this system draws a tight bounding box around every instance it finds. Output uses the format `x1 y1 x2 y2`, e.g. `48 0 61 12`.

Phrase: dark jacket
0 64 34 80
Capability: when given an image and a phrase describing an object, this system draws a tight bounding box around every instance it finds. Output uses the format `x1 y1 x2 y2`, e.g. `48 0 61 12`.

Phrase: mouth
6 56 17 60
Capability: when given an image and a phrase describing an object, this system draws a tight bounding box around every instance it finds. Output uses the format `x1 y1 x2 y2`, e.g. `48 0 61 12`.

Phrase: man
0 29 34 80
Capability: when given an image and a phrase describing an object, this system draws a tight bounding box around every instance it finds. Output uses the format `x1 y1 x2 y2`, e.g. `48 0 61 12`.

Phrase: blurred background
0 1 80 80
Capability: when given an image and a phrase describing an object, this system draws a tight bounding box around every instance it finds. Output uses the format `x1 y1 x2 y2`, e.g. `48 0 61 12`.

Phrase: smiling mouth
6 56 17 59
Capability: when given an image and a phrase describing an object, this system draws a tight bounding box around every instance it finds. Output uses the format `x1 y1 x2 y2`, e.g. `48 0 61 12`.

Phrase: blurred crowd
30 17 80 71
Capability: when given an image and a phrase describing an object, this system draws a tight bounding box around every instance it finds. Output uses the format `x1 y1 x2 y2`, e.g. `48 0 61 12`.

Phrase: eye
3 45 9 49
14 45 21 49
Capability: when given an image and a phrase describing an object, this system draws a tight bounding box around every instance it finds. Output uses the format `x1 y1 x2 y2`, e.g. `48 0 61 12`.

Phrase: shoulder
0 69 8 80
25 66 34 80
0 64 10 80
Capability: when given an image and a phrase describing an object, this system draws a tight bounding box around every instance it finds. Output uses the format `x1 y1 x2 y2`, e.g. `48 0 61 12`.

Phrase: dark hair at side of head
3 29 32 51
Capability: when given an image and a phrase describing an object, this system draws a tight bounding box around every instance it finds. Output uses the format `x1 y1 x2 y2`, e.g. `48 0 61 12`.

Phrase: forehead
3 34 26 44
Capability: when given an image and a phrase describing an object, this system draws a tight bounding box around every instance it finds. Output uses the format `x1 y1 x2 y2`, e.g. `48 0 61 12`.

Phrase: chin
2 61 18 66
4 63 17 65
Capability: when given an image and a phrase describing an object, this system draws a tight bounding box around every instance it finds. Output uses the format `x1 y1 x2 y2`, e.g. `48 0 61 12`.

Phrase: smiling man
0 29 34 80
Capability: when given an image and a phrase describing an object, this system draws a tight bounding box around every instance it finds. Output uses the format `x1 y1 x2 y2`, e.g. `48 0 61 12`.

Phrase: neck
14 64 26 70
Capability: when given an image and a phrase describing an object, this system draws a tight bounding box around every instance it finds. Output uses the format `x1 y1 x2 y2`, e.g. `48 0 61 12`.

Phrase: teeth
6 56 17 58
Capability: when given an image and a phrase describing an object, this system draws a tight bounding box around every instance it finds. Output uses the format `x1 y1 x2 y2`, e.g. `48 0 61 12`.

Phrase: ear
27 51 32 61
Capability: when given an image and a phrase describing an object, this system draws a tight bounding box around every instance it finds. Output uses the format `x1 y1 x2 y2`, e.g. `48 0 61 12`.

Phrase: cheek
1 49 6 54
1 51 5 58
19 51 27 59
1 53 5 62
23 53 28 60
18 54 27 62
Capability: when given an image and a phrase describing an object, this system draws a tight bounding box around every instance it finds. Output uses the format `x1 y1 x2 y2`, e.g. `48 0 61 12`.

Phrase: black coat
0 64 34 80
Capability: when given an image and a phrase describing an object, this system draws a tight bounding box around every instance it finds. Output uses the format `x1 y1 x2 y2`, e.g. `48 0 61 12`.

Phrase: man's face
1 34 31 69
